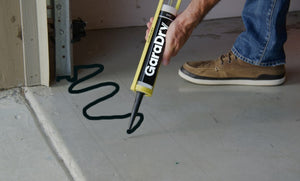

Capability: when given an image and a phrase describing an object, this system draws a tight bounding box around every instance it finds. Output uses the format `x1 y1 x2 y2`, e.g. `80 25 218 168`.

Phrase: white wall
71 0 300 30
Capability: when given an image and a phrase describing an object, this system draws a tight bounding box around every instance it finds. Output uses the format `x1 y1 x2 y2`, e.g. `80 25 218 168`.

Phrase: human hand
144 13 196 65
144 0 219 65
162 13 195 65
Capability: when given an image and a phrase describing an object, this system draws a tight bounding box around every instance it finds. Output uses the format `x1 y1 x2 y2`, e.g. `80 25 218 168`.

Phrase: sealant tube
128 0 181 134
131 0 181 97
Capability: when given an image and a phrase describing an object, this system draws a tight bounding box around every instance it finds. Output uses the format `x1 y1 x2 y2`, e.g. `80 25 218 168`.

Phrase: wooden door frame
20 0 49 86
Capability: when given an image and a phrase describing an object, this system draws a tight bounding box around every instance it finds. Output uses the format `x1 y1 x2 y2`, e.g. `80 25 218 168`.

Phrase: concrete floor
0 89 69 181
2 12 300 181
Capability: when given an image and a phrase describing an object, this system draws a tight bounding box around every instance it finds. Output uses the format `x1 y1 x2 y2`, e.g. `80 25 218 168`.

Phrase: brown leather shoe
178 51 286 86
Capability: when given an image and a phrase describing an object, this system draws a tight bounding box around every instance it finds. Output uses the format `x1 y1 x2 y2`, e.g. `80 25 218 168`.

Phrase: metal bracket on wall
54 0 73 78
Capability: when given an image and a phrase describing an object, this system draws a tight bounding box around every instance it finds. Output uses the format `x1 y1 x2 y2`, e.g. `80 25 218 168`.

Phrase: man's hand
145 12 197 65
145 0 220 65
162 12 196 65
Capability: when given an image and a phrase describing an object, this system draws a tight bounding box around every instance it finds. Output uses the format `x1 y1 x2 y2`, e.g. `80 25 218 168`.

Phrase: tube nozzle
127 92 144 133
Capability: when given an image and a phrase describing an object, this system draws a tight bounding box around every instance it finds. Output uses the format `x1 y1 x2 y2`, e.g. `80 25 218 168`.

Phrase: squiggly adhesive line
66 64 143 134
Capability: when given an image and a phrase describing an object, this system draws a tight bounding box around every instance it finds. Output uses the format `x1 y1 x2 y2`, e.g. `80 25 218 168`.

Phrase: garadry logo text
145 22 168 77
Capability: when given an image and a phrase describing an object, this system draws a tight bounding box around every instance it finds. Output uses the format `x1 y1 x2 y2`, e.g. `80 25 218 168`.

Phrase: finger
145 29 149 40
162 31 175 65
150 17 154 23
162 59 170 66
147 17 154 28
162 57 170 66
162 50 171 66
147 21 152 29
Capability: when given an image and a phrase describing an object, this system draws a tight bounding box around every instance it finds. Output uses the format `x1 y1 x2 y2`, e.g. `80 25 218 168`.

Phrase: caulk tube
131 2 179 97
128 0 181 134
136 4 177 96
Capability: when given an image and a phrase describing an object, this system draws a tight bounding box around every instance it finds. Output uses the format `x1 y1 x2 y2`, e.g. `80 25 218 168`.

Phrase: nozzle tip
127 92 144 134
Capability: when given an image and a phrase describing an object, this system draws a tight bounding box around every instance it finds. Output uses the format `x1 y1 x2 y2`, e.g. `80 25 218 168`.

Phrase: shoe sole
178 68 286 86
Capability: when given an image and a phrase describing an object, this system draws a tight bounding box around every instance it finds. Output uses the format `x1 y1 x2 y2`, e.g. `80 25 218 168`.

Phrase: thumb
162 49 171 65
162 36 173 65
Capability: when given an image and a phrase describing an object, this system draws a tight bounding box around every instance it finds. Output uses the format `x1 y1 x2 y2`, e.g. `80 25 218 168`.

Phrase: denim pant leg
232 0 290 67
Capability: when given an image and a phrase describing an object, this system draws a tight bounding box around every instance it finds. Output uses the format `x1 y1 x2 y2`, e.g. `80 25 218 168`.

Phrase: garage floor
7 12 300 181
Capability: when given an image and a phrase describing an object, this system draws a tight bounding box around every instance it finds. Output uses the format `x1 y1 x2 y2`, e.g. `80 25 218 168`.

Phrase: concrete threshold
24 87 86 181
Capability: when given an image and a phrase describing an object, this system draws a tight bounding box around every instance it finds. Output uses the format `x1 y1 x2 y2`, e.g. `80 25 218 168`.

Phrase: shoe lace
219 51 237 65
215 51 237 72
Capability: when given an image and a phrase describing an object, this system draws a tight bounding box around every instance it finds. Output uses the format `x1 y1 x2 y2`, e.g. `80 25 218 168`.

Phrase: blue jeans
232 0 290 67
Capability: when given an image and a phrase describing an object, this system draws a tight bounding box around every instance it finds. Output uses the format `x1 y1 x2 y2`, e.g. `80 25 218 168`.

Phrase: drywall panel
0 0 24 89
71 0 300 30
